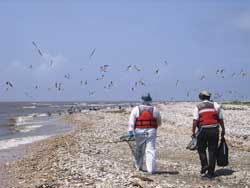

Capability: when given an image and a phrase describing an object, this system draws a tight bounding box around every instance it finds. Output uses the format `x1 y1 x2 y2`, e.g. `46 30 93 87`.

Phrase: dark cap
141 93 152 102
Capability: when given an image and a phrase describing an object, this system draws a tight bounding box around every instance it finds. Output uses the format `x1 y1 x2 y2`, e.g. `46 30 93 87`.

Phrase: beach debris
131 175 154 182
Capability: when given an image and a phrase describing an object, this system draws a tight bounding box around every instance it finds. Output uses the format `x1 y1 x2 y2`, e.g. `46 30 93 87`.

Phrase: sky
0 0 249 102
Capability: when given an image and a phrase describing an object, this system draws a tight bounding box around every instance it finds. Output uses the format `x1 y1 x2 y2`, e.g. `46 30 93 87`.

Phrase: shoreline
3 102 250 187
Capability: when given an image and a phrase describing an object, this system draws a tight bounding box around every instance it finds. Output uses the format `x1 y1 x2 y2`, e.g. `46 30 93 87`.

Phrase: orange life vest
135 106 158 129
198 102 219 126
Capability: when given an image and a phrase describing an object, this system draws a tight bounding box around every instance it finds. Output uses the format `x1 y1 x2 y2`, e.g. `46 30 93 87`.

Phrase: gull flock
2 41 250 101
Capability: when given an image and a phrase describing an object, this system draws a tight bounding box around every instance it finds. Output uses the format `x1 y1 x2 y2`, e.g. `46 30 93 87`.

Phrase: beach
3 102 250 188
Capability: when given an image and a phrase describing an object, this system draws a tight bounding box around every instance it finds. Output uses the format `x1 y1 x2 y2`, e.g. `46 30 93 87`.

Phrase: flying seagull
139 79 145 86
100 65 109 72
89 91 96 96
200 75 205 80
6 81 13 88
154 69 160 75
176 80 179 87
134 65 141 71
32 41 43 57
163 60 168 66
89 48 96 60
96 75 105 80
126 65 132 71
64 73 71 80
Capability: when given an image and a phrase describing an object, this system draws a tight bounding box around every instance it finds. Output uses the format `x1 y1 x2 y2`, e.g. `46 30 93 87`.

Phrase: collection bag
217 137 229 167
186 136 197 151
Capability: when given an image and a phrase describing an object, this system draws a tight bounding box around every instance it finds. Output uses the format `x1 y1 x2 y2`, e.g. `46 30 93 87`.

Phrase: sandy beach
3 102 250 188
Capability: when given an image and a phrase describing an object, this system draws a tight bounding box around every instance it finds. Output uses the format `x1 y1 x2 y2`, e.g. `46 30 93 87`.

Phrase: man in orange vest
192 90 225 178
128 93 161 173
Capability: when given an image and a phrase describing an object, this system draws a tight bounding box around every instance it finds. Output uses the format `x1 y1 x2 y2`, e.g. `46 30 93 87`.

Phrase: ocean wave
19 124 43 133
22 106 36 109
7 113 49 126
8 116 33 126
0 135 52 150
49 105 60 108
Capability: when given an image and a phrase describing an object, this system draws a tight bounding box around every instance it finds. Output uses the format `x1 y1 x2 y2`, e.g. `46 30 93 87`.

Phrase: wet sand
3 102 250 188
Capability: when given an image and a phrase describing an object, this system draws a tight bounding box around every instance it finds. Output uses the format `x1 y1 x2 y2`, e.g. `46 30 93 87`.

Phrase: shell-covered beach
4 102 250 188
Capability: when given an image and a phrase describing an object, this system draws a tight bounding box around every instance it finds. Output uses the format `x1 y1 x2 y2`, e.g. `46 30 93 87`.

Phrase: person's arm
215 102 225 137
192 120 198 137
219 119 225 137
154 107 162 127
192 106 199 137
128 107 138 132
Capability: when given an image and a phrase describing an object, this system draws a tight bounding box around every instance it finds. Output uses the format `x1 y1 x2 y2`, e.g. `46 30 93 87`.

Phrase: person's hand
221 129 225 138
128 131 134 139
191 133 196 138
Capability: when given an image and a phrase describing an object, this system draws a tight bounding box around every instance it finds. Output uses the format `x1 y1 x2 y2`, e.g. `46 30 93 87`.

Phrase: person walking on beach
128 93 161 173
192 90 225 178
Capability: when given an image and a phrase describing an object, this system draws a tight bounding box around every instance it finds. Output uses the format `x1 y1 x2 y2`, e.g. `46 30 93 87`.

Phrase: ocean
0 102 79 152
0 101 136 152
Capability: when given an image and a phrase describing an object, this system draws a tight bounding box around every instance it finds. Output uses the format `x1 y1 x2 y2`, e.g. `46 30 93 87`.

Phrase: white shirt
193 100 223 120
128 105 162 132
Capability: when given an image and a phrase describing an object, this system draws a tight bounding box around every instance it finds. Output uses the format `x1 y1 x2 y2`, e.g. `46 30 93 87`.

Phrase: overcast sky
0 1 249 102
